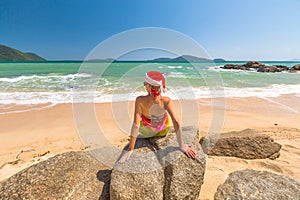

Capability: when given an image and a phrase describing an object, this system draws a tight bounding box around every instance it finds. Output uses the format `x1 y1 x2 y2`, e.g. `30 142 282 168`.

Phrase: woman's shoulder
161 95 171 101
135 95 171 105
135 95 150 104
160 96 172 105
136 95 148 100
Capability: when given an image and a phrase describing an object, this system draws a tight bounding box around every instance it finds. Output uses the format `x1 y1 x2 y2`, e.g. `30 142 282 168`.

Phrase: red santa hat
144 71 166 89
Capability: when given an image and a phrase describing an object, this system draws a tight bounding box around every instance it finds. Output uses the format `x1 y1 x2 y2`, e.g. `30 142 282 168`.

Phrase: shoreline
1 95 300 199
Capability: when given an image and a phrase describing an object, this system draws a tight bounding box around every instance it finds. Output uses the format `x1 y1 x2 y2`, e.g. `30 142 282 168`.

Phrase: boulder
257 66 266 72
150 127 206 200
292 64 300 70
239 66 249 70
243 61 265 68
222 61 289 73
110 138 165 200
267 66 279 72
274 65 289 71
200 129 281 159
257 65 287 73
289 68 297 73
214 169 300 200
110 126 206 200
0 128 205 200
222 64 248 70
0 151 111 200
222 64 238 70
222 61 262 71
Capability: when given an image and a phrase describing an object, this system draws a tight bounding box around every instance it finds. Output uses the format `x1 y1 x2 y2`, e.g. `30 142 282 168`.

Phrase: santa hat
144 71 166 89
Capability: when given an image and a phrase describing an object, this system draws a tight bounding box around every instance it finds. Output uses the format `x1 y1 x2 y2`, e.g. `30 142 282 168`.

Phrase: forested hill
0 45 46 61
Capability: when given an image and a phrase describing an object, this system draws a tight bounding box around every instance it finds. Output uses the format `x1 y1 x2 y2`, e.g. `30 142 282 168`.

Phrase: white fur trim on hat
144 73 162 86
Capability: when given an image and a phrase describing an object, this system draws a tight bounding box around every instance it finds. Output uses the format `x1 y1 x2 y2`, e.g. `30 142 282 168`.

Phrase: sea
0 61 300 108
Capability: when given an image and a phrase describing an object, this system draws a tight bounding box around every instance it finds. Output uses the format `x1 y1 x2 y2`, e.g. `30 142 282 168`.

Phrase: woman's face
145 83 161 97
150 85 161 92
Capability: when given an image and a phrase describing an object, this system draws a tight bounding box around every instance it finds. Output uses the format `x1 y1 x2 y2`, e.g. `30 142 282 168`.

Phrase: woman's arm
165 98 196 159
119 97 142 163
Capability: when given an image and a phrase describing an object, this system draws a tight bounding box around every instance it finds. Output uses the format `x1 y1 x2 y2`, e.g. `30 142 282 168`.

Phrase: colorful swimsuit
139 112 171 138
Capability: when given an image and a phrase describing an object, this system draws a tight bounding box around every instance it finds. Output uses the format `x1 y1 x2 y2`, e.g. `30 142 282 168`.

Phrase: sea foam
1 84 300 105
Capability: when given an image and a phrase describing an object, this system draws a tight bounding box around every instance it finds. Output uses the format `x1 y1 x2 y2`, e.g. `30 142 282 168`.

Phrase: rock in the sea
200 129 281 159
257 65 287 73
274 65 289 71
222 61 266 71
223 64 241 70
110 126 206 200
214 169 300 200
244 61 265 68
292 64 300 70
257 66 266 72
0 151 111 200
222 61 290 73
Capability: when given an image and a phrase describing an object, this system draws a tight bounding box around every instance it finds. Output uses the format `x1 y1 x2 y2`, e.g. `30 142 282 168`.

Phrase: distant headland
0 44 46 61
88 55 226 63
148 55 226 63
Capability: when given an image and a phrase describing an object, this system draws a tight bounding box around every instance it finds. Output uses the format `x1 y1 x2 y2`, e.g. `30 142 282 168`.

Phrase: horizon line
1 59 300 63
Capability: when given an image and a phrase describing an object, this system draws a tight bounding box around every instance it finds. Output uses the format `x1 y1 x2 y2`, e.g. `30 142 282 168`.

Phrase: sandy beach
1 95 300 199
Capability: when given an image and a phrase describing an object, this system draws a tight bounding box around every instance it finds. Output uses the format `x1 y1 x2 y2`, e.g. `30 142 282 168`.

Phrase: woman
119 71 196 163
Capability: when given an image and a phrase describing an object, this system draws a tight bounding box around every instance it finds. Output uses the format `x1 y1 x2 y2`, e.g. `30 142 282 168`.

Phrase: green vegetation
0 44 46 61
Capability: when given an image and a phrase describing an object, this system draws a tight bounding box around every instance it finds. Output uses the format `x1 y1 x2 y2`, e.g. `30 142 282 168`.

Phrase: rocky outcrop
222 61 292 73
0 127 205 200
200 129 281 159
214 169 300 200
223 61 265 71
0 151 111 200
110 126 206 200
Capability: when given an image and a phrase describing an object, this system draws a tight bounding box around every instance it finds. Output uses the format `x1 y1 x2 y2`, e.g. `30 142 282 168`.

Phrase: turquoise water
0 61 300 104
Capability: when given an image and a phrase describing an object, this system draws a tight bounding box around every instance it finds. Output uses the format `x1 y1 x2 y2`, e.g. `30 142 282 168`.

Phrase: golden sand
1 95 300 199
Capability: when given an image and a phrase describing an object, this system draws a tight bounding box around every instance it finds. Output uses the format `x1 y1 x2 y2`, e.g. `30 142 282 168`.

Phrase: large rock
221 61 290 73
0 151 111 200
214 169 300 200
150 127 206 200
257 65 288 73
292 64 300 70
223 64 243 70
222 61 266 71
244 61 265 68
110 138 165 200
200 129 281 159
110 126 206 200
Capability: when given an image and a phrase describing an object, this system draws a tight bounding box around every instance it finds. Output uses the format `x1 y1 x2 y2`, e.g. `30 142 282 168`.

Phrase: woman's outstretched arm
118 97 142 163
165 98 196 159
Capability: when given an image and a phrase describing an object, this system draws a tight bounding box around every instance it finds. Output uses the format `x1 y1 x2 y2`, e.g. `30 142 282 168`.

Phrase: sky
1 0 300 61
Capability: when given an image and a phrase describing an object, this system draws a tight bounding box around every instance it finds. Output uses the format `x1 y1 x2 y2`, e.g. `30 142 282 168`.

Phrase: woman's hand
118 150 133 163
180 144 196 159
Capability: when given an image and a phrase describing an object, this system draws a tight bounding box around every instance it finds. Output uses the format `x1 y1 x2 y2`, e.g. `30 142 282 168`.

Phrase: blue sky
1 0 300 60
